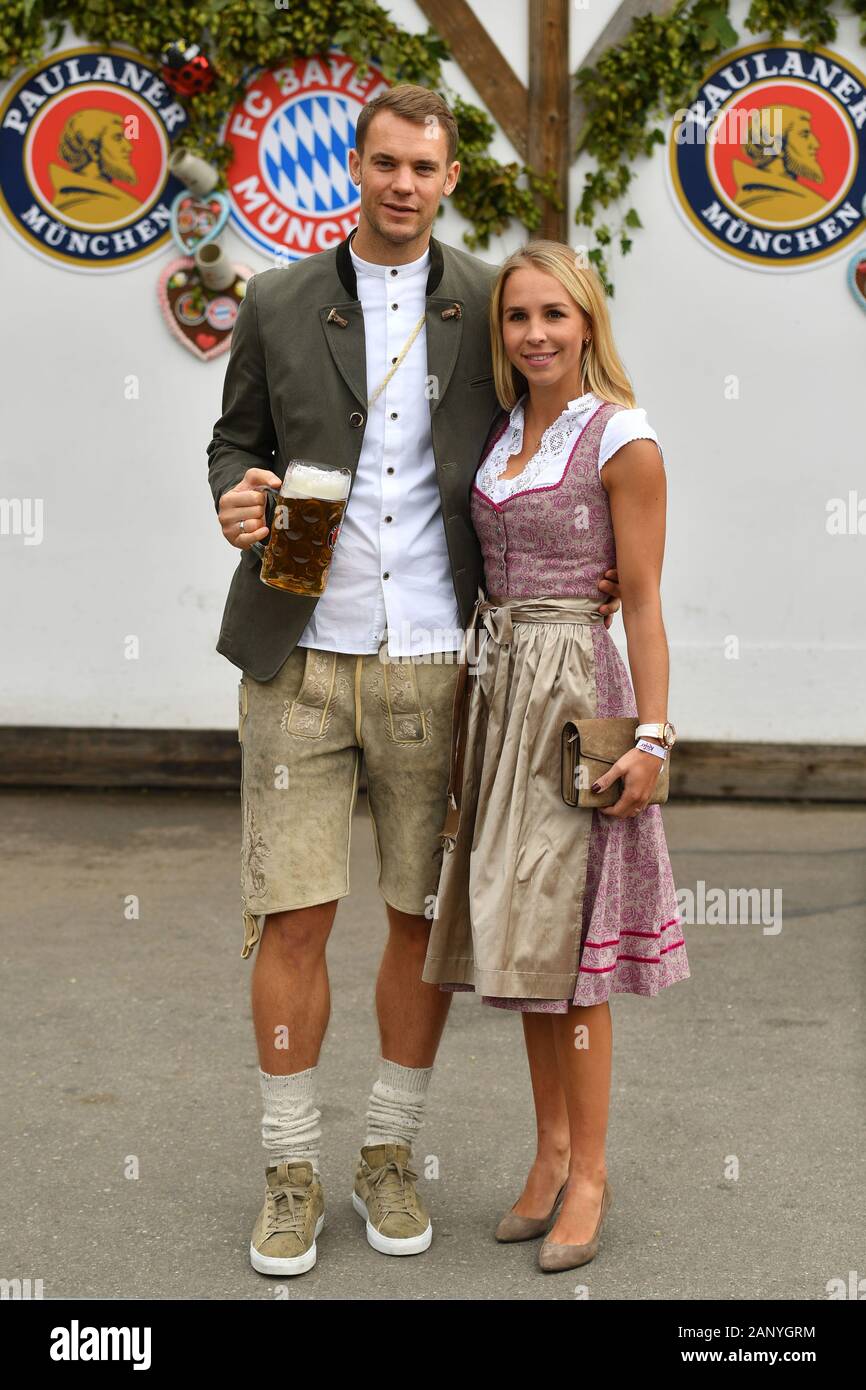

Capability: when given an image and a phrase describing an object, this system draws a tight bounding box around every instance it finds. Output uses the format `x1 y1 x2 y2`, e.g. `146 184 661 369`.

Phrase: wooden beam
571 0 677 160
414 0 529 159
0 728 864 802
671 741 866 803
528 0 570 240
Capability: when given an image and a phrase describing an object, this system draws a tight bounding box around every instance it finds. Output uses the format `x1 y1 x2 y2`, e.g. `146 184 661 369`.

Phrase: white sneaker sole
352 1189 432 1256
249 1212 325 1276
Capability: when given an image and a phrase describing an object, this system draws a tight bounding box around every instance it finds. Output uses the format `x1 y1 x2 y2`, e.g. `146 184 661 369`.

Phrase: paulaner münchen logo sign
668 41 866 271
0 45 189 272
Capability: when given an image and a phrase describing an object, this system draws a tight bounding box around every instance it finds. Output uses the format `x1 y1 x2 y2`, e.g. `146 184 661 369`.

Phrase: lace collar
480 391 598 494
509 390 596 435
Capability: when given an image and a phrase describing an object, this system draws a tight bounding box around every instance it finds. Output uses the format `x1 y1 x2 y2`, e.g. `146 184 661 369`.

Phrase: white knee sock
259 1066 322 1175
364 1057 433 1151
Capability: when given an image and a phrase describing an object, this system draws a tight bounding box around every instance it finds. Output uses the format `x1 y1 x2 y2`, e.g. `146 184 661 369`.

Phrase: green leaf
708 8 738 49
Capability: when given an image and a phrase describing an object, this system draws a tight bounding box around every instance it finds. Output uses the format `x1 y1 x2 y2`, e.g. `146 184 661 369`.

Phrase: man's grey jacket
207 231 502 681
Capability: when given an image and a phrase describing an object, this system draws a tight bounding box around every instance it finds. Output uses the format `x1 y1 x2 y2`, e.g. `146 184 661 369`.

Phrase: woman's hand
596 566 621 630
592 744 664 818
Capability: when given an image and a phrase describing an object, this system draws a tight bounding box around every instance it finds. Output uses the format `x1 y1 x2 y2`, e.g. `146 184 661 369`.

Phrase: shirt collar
349 233 431 281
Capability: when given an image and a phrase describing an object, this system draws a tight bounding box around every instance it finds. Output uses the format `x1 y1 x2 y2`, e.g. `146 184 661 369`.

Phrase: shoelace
265 1181 310 1237
367 1158 421 1222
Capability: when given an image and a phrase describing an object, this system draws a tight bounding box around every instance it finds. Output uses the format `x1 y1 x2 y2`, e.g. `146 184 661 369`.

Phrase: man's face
785 115 822 183
348 111 459 246
101 116 136 183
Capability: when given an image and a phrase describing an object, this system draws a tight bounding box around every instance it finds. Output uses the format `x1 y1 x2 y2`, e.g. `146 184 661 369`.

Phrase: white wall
1 1 863 742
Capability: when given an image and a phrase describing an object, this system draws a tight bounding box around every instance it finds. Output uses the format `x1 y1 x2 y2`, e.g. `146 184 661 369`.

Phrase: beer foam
281 464 349 500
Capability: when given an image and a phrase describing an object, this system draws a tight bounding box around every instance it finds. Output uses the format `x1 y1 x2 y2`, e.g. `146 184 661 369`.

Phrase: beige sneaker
352 1143 432 1256
249 1161 325 1277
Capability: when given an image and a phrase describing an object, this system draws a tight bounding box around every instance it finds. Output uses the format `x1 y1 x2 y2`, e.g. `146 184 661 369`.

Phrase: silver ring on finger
238 519 245 532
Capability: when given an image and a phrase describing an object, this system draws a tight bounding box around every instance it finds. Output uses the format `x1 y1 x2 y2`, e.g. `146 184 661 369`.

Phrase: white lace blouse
475 392 662 503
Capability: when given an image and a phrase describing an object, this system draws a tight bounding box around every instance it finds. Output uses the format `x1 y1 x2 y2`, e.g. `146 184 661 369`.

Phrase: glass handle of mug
249 486 279 560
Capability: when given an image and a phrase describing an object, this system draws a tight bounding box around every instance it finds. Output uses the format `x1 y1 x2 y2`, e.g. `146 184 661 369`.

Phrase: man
731 104 826 220
207 83 621 1277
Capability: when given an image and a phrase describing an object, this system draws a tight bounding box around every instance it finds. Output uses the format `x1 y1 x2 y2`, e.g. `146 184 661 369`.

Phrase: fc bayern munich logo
0 45 189 273
222 51 390 261
668 41 866 271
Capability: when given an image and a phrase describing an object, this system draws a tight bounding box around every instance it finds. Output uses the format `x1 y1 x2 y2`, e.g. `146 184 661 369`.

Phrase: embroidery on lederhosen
371 658 432 744
242 800 271 898
281 649 347 738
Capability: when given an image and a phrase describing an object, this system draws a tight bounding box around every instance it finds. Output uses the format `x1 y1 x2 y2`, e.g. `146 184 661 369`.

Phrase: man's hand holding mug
218 467 283 550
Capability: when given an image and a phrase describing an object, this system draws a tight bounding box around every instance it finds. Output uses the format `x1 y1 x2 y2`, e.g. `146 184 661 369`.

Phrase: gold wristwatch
635 722 677 749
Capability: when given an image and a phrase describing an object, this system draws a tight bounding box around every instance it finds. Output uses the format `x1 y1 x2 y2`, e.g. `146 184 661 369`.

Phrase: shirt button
391 303 398 310
383 572 390 579
390 411 398 420
391 357 398 364
386 466 395 474
384 515 393 523
390 268 398 276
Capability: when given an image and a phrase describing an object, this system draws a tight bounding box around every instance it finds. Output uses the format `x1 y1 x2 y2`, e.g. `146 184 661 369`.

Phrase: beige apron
423 589 604 1000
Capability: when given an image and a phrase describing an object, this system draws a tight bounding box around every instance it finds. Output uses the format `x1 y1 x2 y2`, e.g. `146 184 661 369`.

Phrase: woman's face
500 266 590 391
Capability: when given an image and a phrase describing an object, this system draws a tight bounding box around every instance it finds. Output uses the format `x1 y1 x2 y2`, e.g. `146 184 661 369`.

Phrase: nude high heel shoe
538 1180 612 1271
494 1181 567 1243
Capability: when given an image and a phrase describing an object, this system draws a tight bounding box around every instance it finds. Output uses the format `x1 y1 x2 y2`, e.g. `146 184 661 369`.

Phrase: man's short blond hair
355 84 459 165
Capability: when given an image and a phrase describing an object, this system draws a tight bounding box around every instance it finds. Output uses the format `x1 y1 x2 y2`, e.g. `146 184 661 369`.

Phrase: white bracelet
635 738 667 760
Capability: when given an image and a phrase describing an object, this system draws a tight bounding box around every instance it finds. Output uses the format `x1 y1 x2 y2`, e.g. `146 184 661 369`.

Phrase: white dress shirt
296 238 464 658
475 391 663 503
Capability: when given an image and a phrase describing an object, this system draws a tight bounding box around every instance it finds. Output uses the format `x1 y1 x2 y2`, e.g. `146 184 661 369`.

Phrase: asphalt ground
1 788 863 1301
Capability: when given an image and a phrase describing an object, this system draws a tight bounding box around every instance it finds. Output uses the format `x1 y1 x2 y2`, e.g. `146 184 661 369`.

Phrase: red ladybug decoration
160 42 215 98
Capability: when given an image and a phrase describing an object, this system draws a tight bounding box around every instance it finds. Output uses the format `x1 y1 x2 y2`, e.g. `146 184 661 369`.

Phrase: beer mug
251 460 351 597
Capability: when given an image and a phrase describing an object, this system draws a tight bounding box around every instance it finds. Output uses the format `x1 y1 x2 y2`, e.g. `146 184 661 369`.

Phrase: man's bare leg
251 900 339 1074
375 904 452 1066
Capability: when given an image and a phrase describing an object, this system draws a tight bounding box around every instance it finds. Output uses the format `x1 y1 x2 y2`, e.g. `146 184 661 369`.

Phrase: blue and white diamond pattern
261 94 359 214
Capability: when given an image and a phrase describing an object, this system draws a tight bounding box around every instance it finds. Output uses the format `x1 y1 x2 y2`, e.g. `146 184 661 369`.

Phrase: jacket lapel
321 232 456 415
318 301 367 410
424 295 464 414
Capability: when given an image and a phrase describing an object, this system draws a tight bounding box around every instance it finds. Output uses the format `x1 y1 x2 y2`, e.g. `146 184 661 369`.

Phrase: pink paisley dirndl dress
421 392 689 1012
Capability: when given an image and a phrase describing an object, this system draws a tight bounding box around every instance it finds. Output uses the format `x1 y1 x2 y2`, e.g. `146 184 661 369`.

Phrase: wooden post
414 0 529 159
528 0 570 241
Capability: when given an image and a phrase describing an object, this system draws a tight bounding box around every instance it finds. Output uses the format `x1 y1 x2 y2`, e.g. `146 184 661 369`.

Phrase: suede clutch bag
561 716 670 809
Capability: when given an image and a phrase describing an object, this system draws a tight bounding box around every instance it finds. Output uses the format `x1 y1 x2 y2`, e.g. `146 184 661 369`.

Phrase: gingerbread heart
157 256 254 361
169 190 229 255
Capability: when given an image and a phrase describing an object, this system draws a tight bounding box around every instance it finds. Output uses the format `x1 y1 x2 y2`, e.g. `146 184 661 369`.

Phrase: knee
263 901 336 959
386 907 432 952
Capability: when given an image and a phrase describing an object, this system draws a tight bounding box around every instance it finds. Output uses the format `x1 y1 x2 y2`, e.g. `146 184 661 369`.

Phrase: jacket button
349 411 364 428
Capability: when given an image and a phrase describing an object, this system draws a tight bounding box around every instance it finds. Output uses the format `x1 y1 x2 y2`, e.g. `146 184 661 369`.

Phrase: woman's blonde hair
489 241 636 411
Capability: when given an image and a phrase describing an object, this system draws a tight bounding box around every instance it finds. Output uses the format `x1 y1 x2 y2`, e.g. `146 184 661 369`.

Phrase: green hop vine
574 0 866 293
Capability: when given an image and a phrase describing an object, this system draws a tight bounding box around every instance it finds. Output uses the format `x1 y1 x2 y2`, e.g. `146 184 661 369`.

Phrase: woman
422 241 689 1273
